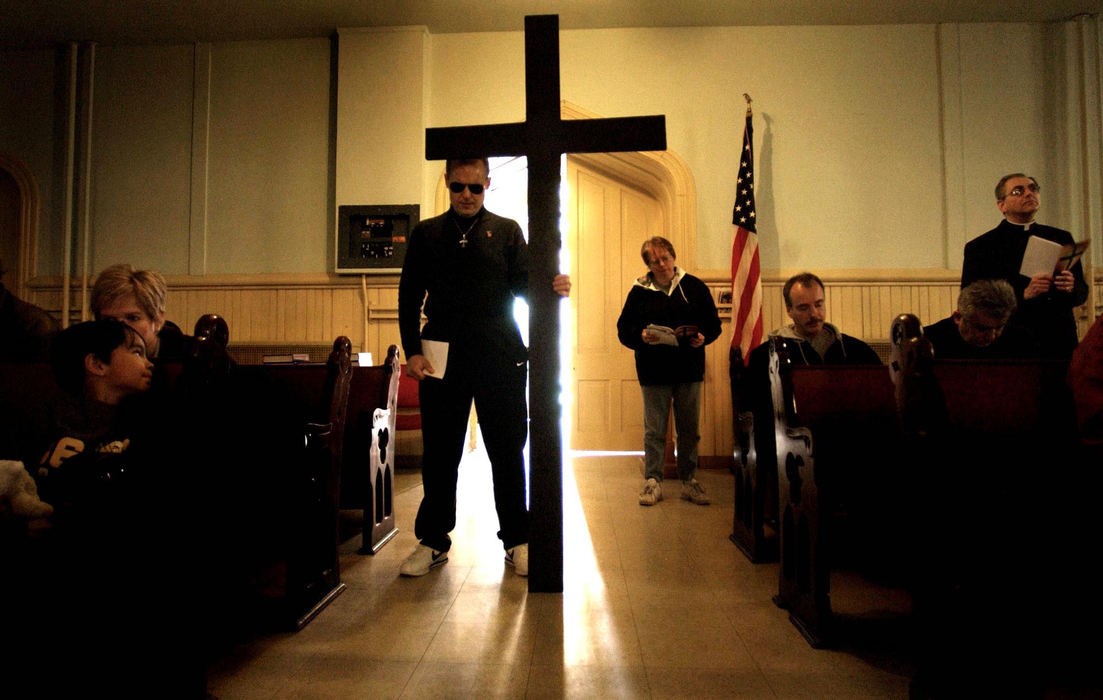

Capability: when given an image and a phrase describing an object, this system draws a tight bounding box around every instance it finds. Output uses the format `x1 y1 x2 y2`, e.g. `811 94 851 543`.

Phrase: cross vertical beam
425 15 666 592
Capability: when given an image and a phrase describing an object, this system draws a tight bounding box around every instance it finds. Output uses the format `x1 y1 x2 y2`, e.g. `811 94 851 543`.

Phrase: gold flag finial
743 93 752 116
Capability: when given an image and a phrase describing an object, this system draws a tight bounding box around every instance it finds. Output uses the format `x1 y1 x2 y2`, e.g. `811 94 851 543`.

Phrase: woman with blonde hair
91 263 190 360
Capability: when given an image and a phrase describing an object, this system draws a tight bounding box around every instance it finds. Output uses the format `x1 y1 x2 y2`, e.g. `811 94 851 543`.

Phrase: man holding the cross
398 157 570 578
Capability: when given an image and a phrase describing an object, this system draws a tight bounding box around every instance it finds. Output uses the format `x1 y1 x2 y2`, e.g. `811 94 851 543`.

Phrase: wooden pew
151 315 401 630
222 337 401 556
770 313 1082 668
175 315 355 629
768 337 900 647
891 312 1076 560
889 313 1086 694
186 317 402 611
166 318 403 632
235 340 352 629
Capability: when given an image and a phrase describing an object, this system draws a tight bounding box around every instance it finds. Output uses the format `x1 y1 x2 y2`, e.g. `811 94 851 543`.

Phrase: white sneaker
505 543 528 576
681 478 710 505
399 544 448 576
638 478 663 506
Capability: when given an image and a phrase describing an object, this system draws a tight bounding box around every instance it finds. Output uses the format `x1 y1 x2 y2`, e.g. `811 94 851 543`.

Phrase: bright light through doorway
483 155 574 440
482 157 638 623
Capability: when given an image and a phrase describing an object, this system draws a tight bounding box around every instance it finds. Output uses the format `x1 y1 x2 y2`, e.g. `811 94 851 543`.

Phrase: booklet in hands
1020 235 1089 278
646 324 699 347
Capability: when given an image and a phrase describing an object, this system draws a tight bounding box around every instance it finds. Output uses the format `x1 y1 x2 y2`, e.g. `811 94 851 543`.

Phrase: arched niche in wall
0 153 39 296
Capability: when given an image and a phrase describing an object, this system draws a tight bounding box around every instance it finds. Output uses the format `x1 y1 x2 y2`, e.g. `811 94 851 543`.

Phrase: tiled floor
207 445 917 698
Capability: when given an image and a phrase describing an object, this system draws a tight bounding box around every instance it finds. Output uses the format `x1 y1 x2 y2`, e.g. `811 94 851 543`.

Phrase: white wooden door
567 159 666 450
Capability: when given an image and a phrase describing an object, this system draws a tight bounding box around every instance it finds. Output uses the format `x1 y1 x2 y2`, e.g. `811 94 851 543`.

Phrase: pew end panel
294 336 354 629
364 405 398 553
768 340 831 647
729 346 779 563
348 345 400 554
730 409 776 561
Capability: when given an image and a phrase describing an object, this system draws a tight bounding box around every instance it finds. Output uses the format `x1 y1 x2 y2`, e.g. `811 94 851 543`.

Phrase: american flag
730 105 762 363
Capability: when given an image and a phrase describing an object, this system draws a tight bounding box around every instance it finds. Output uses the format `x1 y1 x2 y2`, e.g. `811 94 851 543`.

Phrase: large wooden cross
426 14 667 592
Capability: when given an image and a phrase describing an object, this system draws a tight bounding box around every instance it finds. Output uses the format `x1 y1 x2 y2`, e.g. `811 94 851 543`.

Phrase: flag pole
730 94 761 365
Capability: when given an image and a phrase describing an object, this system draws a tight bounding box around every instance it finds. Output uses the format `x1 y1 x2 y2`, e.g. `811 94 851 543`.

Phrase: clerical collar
1004 217 1035 230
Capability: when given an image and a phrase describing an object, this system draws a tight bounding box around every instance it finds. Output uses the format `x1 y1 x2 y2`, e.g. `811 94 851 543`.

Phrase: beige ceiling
1 0 1101 48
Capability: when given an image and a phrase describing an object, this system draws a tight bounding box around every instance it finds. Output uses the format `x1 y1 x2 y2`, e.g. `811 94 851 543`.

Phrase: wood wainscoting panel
28 270 1097 461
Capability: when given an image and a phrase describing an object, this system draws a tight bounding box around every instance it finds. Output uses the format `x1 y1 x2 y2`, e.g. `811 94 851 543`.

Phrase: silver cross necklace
455 215 480 248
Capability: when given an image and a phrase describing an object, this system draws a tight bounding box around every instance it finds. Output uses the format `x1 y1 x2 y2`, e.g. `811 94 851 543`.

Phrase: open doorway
483 154 573 452
483 154 673 453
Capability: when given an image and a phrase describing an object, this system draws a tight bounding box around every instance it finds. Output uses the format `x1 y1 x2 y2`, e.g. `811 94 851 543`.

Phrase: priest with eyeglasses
961 173 1088 359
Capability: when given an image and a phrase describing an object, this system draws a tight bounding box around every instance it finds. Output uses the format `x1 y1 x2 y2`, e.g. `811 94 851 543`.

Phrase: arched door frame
0 152 39 296
561 101 697 269
431 102 697 268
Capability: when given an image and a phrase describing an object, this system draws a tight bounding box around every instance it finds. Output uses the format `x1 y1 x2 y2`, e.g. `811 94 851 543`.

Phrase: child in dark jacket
33 319 154 517
16 320 206 698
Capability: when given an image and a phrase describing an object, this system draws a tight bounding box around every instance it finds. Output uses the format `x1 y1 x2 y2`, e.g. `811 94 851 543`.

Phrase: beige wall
427 22 1096 274
336 27 430 236
4 39 334 278
4 20 1100 280
91 44 195 274
205 39 332 275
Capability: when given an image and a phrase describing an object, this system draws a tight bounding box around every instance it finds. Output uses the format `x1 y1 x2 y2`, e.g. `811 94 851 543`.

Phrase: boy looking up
22 323 205 697
35 320 153 509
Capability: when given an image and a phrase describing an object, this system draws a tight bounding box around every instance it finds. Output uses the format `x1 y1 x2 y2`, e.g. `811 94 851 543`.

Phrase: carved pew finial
193 313 229 349
889 314 942 439
186 313 233 382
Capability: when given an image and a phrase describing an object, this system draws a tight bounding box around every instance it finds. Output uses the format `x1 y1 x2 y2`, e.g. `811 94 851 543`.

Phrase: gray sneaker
681 478 710 505
400 544 448 576
638 478 663 506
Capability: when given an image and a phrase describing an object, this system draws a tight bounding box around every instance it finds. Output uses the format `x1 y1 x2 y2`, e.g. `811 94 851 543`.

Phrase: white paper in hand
1019 235 1062 278
421 340 449 379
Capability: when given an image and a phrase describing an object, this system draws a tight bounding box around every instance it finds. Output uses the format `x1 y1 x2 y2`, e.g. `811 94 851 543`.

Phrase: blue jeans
641 381 701 482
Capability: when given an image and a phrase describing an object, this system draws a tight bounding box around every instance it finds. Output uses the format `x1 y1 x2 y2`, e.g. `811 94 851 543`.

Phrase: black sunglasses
448 182 485 195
